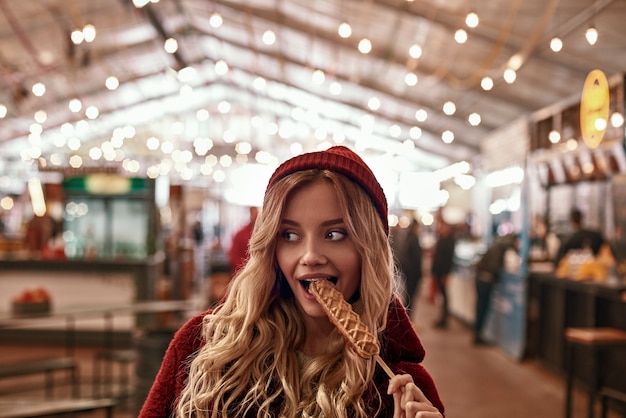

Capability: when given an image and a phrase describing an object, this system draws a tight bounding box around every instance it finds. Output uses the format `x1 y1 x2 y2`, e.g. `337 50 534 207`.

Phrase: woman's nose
299 238 327 266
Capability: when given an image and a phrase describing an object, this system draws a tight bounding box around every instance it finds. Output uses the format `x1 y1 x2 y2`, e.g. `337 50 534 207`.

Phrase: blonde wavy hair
176 169 398 418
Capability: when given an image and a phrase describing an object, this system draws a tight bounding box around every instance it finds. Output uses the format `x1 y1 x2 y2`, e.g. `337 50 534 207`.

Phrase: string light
32 83 46 97
68 98 82 113
338 23 352 38
611 112 624 127
465 12 479 28
71 24 96 45
468 113 481 126
83 24 96 43
209 13 223 28
164 38 178 53
550 37 563 52
585 26 598 45
480 77 493 91
503 68 517 84
367 97 381 111
358 38 372 54
594 117 607 131
311 69 325 84
404 72 418 86
329 81 342 95
415 109 428 122
548 130 561 144
442 101 456 115
454 29 468 44
262 30 276 45
409 44 422 59
441 130 455 144
105 76 119 90
214 60 229 75
85 106 99 120
252 77 266 91
410 126 422 139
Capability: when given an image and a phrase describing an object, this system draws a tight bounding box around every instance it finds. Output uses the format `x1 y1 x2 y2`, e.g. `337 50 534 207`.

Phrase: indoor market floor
0 283 620 418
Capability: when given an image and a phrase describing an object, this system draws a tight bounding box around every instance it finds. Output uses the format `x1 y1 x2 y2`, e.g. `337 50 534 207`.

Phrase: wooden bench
0 357 79 398
0 398 117 418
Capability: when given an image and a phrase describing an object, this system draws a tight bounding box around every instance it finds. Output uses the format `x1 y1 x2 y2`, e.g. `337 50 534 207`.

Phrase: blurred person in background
555 207 606 266
228 206 259 277
430 221 456 329
398 219 423 315
192 220 205 291
24 213 54 259
473 233 520 345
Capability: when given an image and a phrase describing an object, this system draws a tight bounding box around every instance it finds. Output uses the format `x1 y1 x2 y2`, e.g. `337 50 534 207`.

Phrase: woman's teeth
301 277 337 292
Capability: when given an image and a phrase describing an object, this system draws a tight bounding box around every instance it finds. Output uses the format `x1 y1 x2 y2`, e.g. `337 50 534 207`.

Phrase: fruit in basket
12 287 52 315
14 287 51 303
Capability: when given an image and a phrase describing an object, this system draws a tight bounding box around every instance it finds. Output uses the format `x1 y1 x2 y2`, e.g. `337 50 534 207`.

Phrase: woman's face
276 179 361 319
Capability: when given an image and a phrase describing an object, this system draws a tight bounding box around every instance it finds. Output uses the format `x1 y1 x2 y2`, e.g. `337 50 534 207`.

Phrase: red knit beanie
266 146 389 235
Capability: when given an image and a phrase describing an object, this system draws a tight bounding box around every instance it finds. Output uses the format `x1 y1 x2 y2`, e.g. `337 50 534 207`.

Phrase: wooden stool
564 327 626 418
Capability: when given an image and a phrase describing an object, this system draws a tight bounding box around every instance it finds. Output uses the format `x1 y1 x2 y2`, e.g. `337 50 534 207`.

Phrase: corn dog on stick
309 279 395 378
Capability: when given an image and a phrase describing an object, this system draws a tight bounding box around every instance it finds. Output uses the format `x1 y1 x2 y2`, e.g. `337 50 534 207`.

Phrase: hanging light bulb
358 38 372 54
480 76 493 91
611 111 624 128
550 37 563 52
503 68 517 84
585 26 598 45
548 130 561 144
465 12 479 28
338 22 352 38
454 29 468 44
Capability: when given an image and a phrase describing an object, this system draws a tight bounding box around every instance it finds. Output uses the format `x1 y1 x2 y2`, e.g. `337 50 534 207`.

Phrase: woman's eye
326 230 347 241
281 230 299 241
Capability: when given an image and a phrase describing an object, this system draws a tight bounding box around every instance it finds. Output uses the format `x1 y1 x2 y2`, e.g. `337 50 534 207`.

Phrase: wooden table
0 300 203 404
0 398 117 418
0 299 201 328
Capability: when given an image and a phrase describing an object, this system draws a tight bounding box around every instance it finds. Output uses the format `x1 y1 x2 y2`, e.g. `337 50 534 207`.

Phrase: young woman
139 146 444 418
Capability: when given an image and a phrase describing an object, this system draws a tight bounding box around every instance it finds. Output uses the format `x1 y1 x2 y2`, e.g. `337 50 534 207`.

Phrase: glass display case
61 175 158 260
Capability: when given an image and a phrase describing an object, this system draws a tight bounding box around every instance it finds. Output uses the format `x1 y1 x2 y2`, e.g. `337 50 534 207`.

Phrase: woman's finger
387 374 414 395
388 374 442 418
404 399 440 417
388 374 413 418
403 382 433 405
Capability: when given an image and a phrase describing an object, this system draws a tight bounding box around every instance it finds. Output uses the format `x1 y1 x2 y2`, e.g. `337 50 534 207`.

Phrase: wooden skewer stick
375 354 395 378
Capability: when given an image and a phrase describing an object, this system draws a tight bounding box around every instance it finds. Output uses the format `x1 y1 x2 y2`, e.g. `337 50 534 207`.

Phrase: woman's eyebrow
320 218 345 228
280 218 345 227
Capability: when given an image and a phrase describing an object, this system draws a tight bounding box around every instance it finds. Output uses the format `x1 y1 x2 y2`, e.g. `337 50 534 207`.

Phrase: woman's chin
295 293 327 318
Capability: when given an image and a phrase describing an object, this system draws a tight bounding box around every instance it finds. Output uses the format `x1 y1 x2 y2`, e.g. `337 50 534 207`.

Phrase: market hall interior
1 0 626 417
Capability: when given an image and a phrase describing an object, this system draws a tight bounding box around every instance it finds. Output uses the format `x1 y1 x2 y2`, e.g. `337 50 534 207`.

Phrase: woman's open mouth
300 277 338 293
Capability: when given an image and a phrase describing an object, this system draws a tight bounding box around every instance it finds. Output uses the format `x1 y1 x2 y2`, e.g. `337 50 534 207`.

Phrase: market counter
526 273 626 401
0 255 164 344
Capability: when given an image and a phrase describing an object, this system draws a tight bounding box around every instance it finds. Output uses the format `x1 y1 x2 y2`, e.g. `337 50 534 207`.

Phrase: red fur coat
138 298 444 417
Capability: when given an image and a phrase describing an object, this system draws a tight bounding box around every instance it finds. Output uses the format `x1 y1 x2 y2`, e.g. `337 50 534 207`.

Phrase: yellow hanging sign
580 69 610 149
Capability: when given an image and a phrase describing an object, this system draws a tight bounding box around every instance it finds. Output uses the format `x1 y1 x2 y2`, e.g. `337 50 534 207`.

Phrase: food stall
523 72 626 407
0 173 165 343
